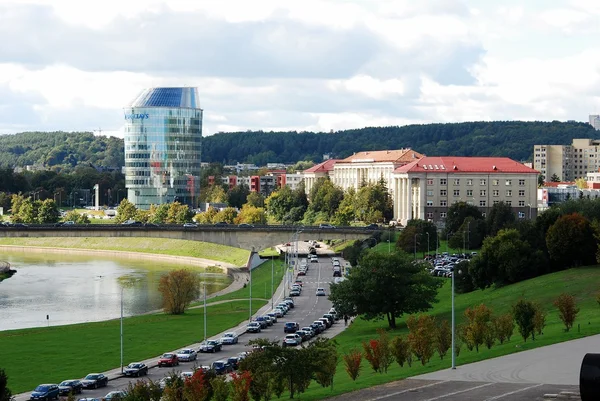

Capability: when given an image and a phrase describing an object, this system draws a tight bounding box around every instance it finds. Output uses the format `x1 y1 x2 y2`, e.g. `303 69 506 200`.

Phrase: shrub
463 304 493 352
554 293 580 332
376 328 393 373
458 323 474 351
513 299 536 342
435 319 452 360
230 371 252 401
363 339 383 373
343 349 362 381
407 314 436 366
493 313 514 344
211 376 230 401
483 322 495 349
183 370 211 401
391 336 411 367
533 303 546 337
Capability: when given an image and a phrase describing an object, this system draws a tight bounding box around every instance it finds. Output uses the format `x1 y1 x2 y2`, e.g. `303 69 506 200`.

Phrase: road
15 252 342 400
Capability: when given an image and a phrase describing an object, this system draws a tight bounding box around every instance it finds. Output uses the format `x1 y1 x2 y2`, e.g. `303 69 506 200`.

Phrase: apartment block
392 157 539 225
534 139 600 182
590 115 600 130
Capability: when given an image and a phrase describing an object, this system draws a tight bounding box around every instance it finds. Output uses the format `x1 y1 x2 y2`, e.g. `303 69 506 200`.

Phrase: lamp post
271 257 274 310
120 286 124 373
203 278 207 341
249 247 254 322
467 221 471 252
527 203 532 219
426 232 430 258
451 269 456 369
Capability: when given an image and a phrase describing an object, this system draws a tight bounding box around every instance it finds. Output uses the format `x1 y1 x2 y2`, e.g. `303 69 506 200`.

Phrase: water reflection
0 252 230 331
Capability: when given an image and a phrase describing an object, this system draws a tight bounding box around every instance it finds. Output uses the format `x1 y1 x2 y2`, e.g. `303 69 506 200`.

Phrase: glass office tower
123 87 202 209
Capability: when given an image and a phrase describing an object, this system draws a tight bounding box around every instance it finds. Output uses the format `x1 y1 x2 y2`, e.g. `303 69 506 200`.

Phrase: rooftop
338 149 424 164
395 157 539 174
303 159 340 174
126 87 201 109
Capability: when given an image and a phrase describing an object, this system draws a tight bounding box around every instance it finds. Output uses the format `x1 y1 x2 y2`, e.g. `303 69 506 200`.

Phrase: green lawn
0 237 250 266
269 266 600 400
0 259 285 393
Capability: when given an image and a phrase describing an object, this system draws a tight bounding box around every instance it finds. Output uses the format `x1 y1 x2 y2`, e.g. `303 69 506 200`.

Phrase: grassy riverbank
0 237 250 266
1 259 285 393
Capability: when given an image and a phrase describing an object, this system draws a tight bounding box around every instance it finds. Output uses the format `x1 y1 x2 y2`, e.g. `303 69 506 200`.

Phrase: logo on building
124 113 150 120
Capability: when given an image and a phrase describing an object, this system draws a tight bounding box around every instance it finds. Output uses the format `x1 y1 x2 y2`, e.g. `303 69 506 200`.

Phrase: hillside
0 121 596 168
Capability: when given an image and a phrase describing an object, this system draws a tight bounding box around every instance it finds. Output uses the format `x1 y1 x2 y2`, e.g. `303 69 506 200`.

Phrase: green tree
308 178 344 219
115 198 137 223
149 203 170 224
399 219 437 254
265 186 307 223
227 184 250 209
435 319 452 360
486 201 516 236
203 185 228 204
234 204 267 225
333 188 356 226
546 213 597 269
37 199 60 223
158 269 200 315
463 304 493 352
246 191 265 208
513 299 536 342
63 210 90 224
550 173 560 182
329 250 443 328
166 202 193 224
0 368 12 401
353 181 393 223
122 380 163 401
214 207 238 224
553 293 580 332
445 201 484 237
449 217 486 250
406 314 437 365
195 207 218 224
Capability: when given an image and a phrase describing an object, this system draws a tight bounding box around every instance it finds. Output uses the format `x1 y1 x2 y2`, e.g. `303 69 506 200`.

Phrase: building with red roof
303 159 341 195
392 157 539 225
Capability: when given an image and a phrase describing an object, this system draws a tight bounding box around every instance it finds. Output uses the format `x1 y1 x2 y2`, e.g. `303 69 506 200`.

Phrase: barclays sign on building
124 113 150 121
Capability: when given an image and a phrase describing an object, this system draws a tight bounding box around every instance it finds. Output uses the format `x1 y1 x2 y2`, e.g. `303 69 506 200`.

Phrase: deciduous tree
246 191 265 208
37 199 60 223
445 201 483 237
234 204 267 225
158 269 200 314
463 304 493 352
406 314 436 365
0 368 12 401
391 336 411 367
486 201 516 236
115 198 137 223
343 349 362 381
214 207 238 224
554 293 580 332
493 313 514 344
513 299 536 342
227 184 250 209
533 303 546 337
435 319 452 360
64 210 90 224
546 213 597 269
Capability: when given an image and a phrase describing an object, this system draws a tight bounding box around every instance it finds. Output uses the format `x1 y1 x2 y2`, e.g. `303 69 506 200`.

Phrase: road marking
364 381 449 400
483 383 544 400
421 382 495 401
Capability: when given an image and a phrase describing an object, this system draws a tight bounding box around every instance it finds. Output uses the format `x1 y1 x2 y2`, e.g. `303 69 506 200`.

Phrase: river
0 251 230 331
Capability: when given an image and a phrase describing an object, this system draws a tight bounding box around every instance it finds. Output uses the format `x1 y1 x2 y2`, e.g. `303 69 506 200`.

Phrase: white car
283 333 302 347
183 222 198 228
220 332 239 345
104 391 127 400
316 288 326 296
176 348 197 362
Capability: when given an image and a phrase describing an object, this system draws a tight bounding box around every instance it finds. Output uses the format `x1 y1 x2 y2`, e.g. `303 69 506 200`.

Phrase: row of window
426 200 529 207
428 211 528 219
431 189 526 197
429 178 527 186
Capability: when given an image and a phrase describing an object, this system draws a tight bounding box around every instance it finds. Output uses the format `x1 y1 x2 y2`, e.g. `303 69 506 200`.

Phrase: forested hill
203 121 597 165
0 121 597 169
0 131 123 170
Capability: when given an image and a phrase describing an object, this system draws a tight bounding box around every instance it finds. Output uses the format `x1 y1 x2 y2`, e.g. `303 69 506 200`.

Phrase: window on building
519 200 525 207
467 179 473 185
480 190 486 196
426 212 433 219
427 178 433 185
480 200 487 207
493 200 499 205
482 212 487 218
440 179 447 185
493 190 499 196
427 190 433 196
518 211 525 219
466 189 473 197
440 190 447 196
519 179 525 186
492 179 499 186
453 190 460 196
440 200 447 206
505 179 512 186
480 179 487 185
519 190 525 197
427 200 433 206
506 200 512 206
440 212 447 218
454 179 460 185
506 190 512 197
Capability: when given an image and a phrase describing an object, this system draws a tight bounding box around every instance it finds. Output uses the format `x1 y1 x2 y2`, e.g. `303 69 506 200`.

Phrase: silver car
176 348 197 362
220 332 239 345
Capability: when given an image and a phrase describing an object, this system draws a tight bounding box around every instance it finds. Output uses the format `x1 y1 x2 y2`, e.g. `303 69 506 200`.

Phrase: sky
0 0 599 137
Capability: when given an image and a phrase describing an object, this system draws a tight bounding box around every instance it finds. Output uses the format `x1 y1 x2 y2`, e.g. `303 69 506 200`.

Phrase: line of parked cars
29 373 111 400
428 252 477 277
282 307 339 347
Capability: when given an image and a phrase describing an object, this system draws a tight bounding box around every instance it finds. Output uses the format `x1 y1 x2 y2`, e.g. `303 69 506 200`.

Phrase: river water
0 252 230 331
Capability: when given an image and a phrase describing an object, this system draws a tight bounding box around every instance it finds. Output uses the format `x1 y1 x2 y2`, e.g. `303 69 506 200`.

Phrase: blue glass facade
123 88 202 209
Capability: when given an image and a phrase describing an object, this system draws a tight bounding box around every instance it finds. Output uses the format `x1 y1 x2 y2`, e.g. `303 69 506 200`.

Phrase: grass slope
0 259 285 393
273 266 600 400
0 237 250 266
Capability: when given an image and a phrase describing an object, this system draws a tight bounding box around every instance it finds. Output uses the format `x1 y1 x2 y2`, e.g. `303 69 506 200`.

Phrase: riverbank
0 237 250 266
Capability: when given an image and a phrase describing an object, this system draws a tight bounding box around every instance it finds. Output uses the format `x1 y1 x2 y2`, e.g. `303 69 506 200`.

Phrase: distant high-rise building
590 115 600 130
534 139 600 182
123 87 203 209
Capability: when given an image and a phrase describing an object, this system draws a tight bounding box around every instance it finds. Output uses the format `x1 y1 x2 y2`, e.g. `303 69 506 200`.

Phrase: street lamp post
426 232 430 258
120 286 124 373
271 257 274 310
451 269 456 369
203 278 207 341
249 247 254 322
467 221 471 252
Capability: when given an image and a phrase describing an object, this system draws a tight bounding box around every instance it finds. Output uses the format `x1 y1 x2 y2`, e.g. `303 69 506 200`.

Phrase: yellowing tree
158 269 200 315
214 207 238 224
234 204 266 224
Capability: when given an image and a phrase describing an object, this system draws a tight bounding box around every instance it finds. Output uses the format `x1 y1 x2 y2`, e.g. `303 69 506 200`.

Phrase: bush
553 293 580 332
343 349 363 381
513 299 536 342
211 376 230 401
363 339 384 373
407 314 436 366
493 313 514 344
390 336 411 367
533 303 546 337
435 320 452 360
463 304 493 352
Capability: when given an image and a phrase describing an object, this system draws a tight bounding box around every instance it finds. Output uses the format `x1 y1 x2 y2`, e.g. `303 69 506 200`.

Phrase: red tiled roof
542 181 575 187
338 149 424 164
303 159 340 173
394 157 539 174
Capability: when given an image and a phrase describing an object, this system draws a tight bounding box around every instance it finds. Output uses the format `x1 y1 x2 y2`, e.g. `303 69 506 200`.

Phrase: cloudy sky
0 0 599 137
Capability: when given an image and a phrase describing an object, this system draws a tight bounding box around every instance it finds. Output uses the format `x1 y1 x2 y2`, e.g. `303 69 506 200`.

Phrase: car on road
323 314 335 325
316 288 326 296
319 223 336 229
271 309 283 318
365 223 380 229
319 317 332 329
103 391 127 400
30 383 59 400
57 380 82 396
312 320 326 333
296 329 310 341
123 362 148 377
289 288 301 297
297 269 306 276
158 353 179 367
283 298 295 308
284 321 299 333
80 373 108 389
254 316 269 329
199 339 222 353
211 360 234 375
228 356 241 370
266 312 278 323
283 333 302 347
213 221 228 227
121 220 143 226
183 222 198 228
301 327 315 339
246 321 262 333
176 348 198 362
220 332 239 345
237 223 254 228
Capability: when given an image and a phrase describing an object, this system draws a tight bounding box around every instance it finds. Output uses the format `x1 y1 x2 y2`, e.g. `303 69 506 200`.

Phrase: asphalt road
16 253 341 400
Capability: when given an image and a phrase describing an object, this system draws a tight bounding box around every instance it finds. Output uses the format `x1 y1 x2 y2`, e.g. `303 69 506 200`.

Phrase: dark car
30 383 59 400
284 322 299 333
254 316 269 328
211 360 233 375
246 322 262 333
158 353 179 367
58 380 83 396
237 223 254 228
365 223 379 229
123 362 148 377
310 322 324 334
214 221 228 227
227 356 240 370
80 373 108 389
199 339 222 353
121 220 142 226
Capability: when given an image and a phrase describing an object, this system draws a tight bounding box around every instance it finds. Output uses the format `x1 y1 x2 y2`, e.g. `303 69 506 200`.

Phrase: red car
158 352 179 367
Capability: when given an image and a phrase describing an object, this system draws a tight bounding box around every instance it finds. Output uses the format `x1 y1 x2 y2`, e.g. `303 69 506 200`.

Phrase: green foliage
115 198 137 223
329 251 443 328
398 219 437 253
214 207 238 224
246 192 265 208
550 173 561 182
165 202 193 224
513 299 536 342
486 202 516 236
308 178 344 220
210 375 230 401
449 217 486 250
553 293 580 332
463 304 493 352
64 210 90 224
445 202 484 237
354 181 393 224
157 269 200 315
235 204 267 224
390 336 411 368
533 303 546 336
227 184 250 209
203 185 228 204
122 380 163 401
546 213 597 269
435 319 452 360
342 349 362 381
36 199 59 223
0 368 12 401
493 313 515 344
264 185 307 223
406 314 436 365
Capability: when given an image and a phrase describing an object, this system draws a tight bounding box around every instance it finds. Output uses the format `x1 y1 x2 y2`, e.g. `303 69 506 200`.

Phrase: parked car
237 223 254 228
254 316 269 329
176 348 198 362
289 288 301 297
103 391 127 400
296 329 309 342
283 333 302 347
271 309 283 318
57 380 83 396
301 327 315 339
316 288 326 296
246 322 262 333
214 221 228 227
365 223 379 229
121 220 142 226
30 383 59 400
158 353 179 367
123 362 148 377
266 312 278 323
319 317 332 329
211 360 233 375
319 223 336 229
220 332 239 345
199 339 222 353
228 356 241 370
183 222 198 228
80 373 108 389
284 322 299 333
310 321 324 334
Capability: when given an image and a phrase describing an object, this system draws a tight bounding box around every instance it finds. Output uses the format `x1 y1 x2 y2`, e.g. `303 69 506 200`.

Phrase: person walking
344 315 348 326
